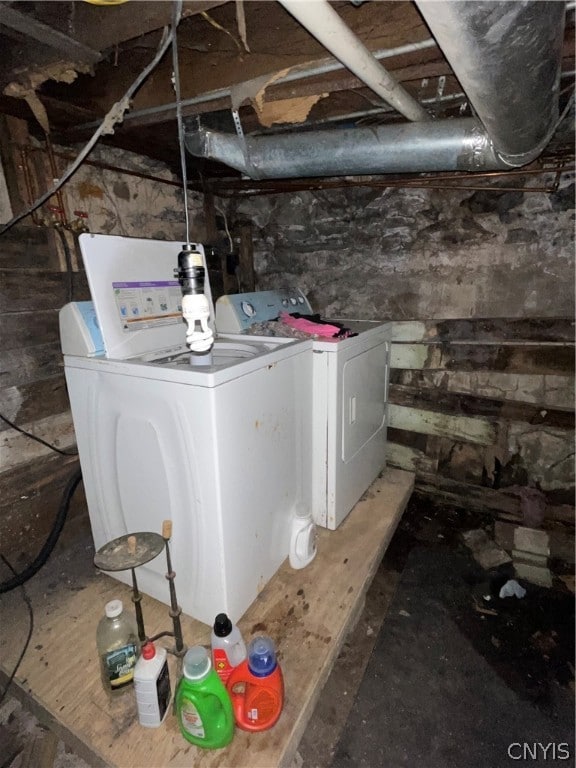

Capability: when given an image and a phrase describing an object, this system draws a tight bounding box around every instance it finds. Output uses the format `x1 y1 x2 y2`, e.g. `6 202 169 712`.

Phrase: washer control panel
216 289 312 333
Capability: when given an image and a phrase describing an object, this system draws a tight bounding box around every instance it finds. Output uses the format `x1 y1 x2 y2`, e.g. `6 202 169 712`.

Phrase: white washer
60 235 312 626
216 291 390 530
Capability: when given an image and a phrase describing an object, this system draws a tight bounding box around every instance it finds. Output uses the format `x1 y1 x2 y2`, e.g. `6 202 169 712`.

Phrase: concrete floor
1 495 574 768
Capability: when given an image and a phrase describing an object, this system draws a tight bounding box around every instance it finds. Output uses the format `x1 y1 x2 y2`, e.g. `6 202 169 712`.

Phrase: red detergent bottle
226 635 284 731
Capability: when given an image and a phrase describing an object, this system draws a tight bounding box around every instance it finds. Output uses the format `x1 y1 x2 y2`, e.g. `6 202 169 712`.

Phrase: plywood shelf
0 468 414 768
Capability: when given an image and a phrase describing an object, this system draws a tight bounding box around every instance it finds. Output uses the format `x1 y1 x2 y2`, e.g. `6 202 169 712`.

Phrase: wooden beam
0 4 101 64
0 224 57 269
55 0 432 137
0 376 70 434
33 1 231 52
395 368 575 411
0 269 89 312
0 411 76 469
415 472 520 515
386 441 438 474
0 454 85 561
0 343 65 389
388 402 496 446
0 117 29 216
0 452 77 507
0 310 59 350
389 383 575 430
391 342 575 376
414 472 575 523
238 222 255 292
391 318 576 344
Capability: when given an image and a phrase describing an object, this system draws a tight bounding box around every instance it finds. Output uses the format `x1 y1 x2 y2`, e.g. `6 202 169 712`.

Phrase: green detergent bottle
175 646 234 749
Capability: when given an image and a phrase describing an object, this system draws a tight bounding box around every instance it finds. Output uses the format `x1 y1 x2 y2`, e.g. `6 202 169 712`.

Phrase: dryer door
326 336 389 529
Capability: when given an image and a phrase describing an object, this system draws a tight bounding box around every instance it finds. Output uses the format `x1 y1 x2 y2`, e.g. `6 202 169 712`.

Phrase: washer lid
78 234 215 360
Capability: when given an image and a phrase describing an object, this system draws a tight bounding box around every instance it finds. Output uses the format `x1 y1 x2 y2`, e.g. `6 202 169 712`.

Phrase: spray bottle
226 635 284 731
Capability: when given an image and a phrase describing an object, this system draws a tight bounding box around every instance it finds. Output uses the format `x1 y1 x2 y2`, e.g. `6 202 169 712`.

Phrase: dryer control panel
216 289 312 333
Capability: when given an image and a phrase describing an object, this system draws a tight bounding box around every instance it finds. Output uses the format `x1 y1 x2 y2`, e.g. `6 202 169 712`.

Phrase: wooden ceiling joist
0 3 101 65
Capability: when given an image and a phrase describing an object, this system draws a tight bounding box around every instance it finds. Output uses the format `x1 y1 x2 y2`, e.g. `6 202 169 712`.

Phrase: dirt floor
300 494 575 767
1 493 574 768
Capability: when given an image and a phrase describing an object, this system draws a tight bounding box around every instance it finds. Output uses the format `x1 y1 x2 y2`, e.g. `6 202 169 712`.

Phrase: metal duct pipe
185 118 506 179
277 0 429 123
415 0 566 166
185 0 566 179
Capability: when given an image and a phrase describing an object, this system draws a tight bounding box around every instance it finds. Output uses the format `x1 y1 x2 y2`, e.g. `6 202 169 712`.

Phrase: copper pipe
44 136 68 227
210 164 574 196
209 162 573 193
18 141 573 198
22 144 183 189
213 180 568 197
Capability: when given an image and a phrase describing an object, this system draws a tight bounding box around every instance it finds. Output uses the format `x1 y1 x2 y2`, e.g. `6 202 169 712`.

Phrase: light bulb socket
176 245 205 295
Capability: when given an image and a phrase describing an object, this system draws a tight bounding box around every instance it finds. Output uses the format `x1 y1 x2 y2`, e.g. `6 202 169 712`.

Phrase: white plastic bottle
210 613 247 684
289 507 317 569
134 641 171 727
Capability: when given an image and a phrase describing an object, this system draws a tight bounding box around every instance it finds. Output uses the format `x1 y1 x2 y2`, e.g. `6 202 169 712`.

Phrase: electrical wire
0 467 83 594
0 554 34 707
171 0 190 246
0 413 78 457
215 203 234 254
0 22 176 237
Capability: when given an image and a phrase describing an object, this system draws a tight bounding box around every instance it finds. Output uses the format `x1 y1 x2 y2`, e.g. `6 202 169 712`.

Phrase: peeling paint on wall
58 143 204 241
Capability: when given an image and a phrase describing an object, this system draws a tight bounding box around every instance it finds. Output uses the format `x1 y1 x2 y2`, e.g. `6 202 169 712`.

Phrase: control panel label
113 281 183 332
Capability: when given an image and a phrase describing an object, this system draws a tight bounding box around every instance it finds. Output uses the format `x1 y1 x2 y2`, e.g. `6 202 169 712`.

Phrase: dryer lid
78 234 215 360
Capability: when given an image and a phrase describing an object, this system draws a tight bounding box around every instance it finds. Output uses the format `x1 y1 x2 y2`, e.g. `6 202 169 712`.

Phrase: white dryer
216 291 390 530
60 235 312 625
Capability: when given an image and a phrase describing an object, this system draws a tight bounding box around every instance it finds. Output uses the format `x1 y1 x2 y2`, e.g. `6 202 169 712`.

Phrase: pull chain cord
171 1 214 356
172 0 191 247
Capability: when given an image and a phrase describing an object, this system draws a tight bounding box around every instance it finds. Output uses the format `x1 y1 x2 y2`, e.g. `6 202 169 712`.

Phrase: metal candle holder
94 520 186 657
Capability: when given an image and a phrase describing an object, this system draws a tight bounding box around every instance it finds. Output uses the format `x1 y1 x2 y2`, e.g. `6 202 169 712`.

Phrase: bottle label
103 643 138 688
156 661 171 721
246 688 279 724
213 649 233 683
181 700 205 738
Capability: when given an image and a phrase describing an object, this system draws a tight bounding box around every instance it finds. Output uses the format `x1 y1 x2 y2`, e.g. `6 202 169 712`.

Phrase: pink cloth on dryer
279 312 343 338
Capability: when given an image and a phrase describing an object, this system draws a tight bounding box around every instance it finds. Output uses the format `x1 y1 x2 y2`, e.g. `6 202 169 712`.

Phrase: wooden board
391 342 574 376
389 383 575 430
0 467 414 768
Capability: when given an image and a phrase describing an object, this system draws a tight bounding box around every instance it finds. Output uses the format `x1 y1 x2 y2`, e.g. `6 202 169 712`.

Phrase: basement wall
0 116 573 566
0 119 205 564
231 176 575 515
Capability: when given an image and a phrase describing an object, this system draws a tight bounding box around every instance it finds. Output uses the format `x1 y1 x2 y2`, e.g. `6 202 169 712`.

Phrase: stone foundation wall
229 176 575 508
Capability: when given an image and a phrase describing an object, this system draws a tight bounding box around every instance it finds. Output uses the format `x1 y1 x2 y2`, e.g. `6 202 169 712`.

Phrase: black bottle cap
213 613 233 637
